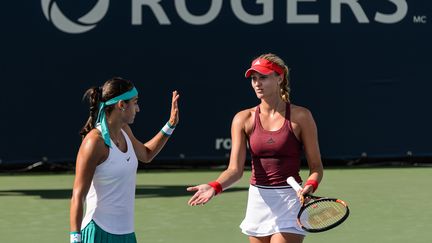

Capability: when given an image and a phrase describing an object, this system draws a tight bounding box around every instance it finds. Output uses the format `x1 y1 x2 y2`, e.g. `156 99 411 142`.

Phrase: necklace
110 133 121 147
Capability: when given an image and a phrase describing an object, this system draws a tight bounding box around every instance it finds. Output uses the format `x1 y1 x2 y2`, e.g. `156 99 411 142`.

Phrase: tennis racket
286 176 350 233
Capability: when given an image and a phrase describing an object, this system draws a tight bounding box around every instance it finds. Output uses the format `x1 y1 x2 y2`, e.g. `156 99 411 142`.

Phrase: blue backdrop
1 0 431 164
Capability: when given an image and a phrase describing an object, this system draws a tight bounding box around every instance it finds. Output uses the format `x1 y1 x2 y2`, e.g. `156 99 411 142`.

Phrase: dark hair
80 77 134 138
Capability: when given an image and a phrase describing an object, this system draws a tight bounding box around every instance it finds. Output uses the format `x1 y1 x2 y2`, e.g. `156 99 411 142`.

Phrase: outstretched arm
187 111 248 206
124 91 180 163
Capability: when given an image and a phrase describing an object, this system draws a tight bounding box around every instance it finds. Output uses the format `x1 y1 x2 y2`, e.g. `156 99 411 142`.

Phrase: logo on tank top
266 138 275 144
126 156 130 162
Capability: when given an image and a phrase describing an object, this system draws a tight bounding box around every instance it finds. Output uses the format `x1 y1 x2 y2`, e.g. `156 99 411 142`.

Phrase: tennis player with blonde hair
187 53 323 243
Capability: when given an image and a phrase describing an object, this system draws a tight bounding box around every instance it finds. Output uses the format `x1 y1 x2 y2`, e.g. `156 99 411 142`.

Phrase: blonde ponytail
259 53 291 103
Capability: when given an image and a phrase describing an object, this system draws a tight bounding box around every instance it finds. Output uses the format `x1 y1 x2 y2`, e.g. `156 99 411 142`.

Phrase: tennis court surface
0 167 430 243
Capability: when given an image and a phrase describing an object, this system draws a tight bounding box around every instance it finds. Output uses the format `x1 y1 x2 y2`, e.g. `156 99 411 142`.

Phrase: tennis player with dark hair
187 53 323 243
70 77 179 243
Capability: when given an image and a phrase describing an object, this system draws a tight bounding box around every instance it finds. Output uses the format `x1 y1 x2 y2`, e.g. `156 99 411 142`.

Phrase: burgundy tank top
248 103 303 186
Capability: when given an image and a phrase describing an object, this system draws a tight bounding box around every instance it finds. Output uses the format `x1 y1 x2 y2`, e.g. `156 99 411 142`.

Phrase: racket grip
287 176 303 192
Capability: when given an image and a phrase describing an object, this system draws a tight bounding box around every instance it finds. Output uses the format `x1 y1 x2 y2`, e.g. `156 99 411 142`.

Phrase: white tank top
82 127 138 234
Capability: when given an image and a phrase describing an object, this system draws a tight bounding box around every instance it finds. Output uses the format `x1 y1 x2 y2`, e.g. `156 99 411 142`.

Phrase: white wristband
161 122 175 136
70 232 81 243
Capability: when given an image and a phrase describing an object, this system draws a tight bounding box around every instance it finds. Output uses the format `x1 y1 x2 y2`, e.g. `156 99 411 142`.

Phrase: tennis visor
245 58 284 78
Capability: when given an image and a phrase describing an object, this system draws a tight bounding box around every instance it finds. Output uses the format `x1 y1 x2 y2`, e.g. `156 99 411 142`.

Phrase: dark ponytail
79 77 134 139
80 87 102 138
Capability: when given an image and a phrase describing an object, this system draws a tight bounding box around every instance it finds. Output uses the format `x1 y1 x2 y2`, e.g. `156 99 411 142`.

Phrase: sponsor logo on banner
41 0 109 34
42 0 425 34
215 138 232 150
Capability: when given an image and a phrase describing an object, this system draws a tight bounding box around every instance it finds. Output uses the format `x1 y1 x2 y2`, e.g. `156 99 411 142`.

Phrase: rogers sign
43 0 411 34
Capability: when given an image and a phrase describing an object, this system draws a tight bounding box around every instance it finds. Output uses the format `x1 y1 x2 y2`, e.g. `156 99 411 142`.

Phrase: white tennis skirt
240 185 306 237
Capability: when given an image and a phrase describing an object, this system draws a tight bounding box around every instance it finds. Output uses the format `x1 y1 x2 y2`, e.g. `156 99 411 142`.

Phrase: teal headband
95 87 138 147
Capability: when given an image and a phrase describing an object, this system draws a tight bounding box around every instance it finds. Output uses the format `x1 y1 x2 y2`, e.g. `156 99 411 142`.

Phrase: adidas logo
254 60 261 65
266 138 275 144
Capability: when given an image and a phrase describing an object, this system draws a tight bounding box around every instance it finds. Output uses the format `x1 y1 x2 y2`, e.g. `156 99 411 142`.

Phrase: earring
121 108 125 111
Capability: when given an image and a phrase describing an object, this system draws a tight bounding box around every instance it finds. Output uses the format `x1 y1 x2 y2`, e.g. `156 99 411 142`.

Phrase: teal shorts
81 220 137 243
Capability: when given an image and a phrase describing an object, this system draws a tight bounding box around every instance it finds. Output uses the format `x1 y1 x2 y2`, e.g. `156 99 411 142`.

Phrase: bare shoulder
82 129 104 146
233 107 254 122
79 129 108 161
232 107 257 126
232 107 256 134
290 104 315 124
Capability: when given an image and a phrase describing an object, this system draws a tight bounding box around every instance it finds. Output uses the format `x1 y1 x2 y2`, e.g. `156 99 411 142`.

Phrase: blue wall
2 0 431 163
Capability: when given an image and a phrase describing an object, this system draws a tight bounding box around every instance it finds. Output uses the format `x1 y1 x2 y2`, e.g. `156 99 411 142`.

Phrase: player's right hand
186 184 215 206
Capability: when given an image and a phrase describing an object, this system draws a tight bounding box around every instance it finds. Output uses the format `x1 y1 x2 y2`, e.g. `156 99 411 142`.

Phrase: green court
0 167 430 243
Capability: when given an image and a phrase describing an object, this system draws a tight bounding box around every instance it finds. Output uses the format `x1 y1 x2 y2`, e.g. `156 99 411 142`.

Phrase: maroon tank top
248 103 303 186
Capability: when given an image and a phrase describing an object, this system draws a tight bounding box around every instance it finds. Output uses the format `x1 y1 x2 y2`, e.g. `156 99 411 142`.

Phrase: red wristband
305 179 319 192
207 181 223 195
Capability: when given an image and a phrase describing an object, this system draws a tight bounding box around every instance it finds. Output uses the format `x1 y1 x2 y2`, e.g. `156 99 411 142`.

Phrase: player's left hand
168 90 179 126
298 185 314 204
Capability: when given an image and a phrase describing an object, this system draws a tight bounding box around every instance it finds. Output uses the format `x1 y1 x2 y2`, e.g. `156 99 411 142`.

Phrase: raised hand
168 90 179 126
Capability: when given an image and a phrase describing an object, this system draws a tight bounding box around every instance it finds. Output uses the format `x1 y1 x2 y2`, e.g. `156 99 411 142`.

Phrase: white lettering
131 0 410 26
287 0 319 24
231 0 273 24
215 138 231 150
132 0 171 25
176 0 223 25
215 138 224 150
375 0 408 24
331 0 369 23
223 139 232 150
413 15 427 24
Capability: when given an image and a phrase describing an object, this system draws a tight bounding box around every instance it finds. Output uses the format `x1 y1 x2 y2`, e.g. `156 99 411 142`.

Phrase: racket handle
287 176 303 192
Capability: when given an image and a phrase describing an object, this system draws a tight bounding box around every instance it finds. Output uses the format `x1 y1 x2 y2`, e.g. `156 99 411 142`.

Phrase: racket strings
300 200 348 229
